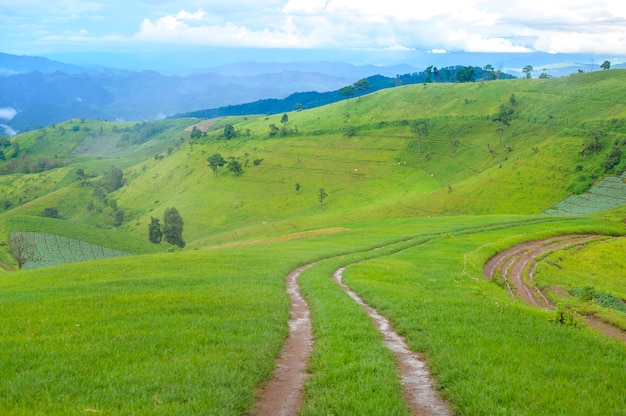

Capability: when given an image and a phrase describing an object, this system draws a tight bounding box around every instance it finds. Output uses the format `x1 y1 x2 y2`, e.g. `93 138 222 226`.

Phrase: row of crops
544 173 626 216
10 232 129 270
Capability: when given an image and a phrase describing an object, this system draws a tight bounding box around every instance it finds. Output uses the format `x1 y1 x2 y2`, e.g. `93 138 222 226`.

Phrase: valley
1 70 625 415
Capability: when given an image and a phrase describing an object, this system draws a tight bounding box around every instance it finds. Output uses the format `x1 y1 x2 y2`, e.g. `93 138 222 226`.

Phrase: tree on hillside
148 217 162 244
101 167 124 193
603 146 621 173
281 113 289 125
208 153 226 177
523 65 533 79
8 232 37 269
453 66 476 83
163 207 185 248
601 60 611 70
493 105 514 146
353 78 370 100
268 123 280 137
318 188 328 206
223 124 236 140
339 85 356 110
411 119 430 157
190 126 203 139
425 65 433 83
227 159 243 176
41 207 60 219
586 127 606 153
483 64 495 80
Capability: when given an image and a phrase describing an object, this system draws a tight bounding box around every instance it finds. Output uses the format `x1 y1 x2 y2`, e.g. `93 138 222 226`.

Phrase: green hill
1 70 625 414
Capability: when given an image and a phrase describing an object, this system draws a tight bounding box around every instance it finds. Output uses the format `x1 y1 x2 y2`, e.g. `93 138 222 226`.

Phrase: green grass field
1 70 625 414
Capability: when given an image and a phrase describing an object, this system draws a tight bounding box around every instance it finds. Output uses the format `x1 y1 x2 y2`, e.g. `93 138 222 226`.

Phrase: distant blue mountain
0 52 86 76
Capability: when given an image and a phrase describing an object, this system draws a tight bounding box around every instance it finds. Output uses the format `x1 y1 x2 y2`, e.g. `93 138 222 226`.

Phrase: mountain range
1 52 623 136
0 53 423 135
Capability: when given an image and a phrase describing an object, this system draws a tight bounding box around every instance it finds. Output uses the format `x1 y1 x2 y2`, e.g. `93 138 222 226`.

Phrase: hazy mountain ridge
0 53 381 134
1 52 623 136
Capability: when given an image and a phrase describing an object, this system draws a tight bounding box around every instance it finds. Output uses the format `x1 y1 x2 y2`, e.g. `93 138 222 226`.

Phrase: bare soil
484 234 626 342
251 263 315 416
252 261 453 416
184 118 219 133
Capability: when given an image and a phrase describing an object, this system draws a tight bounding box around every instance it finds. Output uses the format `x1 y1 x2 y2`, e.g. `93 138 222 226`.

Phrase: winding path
484 234 626 342
252 263 315 416
253 260 452 416
333 268 452 416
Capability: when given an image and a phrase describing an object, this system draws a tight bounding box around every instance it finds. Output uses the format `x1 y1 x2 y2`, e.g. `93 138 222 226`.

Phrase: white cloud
11 1 626 56
384 45 415 52
0 107 17 121
282 0 327 14
1 124 17 136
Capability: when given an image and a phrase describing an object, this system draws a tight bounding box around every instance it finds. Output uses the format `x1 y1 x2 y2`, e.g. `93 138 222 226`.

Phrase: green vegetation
534 236 626 330
545 173 626 215
1 70 626 414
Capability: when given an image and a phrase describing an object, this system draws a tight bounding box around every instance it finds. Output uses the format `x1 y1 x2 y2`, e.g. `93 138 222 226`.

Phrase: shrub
41 207 60 219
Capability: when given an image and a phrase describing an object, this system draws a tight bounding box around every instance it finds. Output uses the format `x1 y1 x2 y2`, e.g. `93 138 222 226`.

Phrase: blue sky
1 0 625 69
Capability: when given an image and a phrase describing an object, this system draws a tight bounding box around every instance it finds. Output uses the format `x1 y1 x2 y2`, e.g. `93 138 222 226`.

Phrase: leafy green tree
318 188 328 205
281 113 289 125
102 167 124 193
411 119 430 157
268 123 280 137
538 69 551 79
425 65 433 83
41 207 60 218
603 147 621 173
454 66 475 83
148 217 163 244
586 127 606 153
190 126 203 139
493 105 514 146
523 65 533 79
227 159 243 176
483 64 495 80
295 182 301 193
207 153 226 177
353 78 370 99
601 60 611 70
113 209 125 227
223 124 236 140
163 207 185 248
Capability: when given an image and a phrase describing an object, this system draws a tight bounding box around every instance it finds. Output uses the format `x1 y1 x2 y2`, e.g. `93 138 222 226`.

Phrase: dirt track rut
253 261 452 415
252 264 314 416
484 234 626 342
333 268 452 416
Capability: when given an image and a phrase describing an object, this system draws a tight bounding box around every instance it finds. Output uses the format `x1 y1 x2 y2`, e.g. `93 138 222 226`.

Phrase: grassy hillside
0 70 625 414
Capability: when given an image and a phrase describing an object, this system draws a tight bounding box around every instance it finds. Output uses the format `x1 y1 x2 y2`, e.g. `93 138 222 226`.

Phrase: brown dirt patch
184 118 219 132
484 234 626 342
